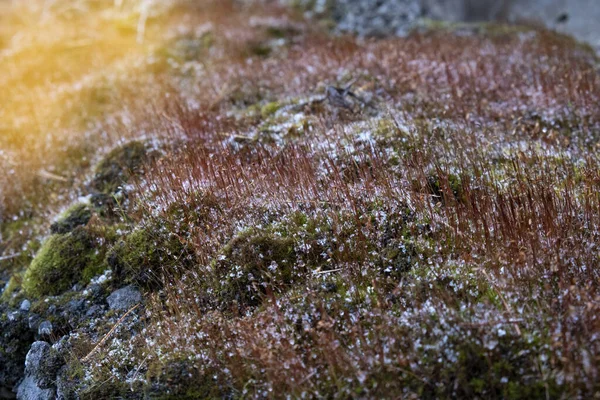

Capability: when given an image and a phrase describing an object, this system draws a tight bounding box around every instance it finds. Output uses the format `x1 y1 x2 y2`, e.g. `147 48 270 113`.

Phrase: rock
19 300 31 312
85 304 104 318
0 307 35 394
284 0 600 51
16 376 54 400
37 321 53 337
16 339 67 400
16 342 55 400
50 203 92 235
106 285 142 311
332 0 422 37
27 314 41 331
66 299 85 314
24 342 51 377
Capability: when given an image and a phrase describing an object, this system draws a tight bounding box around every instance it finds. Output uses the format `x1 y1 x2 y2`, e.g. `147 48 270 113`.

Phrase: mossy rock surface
0 307 35 391
89 141 154 194
50 203 92 234
215 227 298 308
107 223 195 290
22 227 108 298
148 361 228 400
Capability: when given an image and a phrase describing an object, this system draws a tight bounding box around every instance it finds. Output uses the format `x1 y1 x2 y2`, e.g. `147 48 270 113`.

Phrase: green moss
260 101 282 119
248 41 272 57
50 203 92 234
80 380 133 400
149 360 227 400
0 217 41 274
214 228 297 308
0 274 23 304
425 173 464 204
90 141 154 194
107 222 195 290
150 32 214 74
265 25 300 39
22 227 108 297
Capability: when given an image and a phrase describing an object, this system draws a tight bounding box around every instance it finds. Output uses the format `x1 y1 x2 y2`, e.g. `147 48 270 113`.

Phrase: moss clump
260 101 282 118
214 228 297 308
0 308 35 390
90 141 153 194
22 227 108 297
107 223 195 290
150 32 214 74
148 360 228 400
50 203 92 234
247 41 272 57
0 274 23 304
425 173 464 203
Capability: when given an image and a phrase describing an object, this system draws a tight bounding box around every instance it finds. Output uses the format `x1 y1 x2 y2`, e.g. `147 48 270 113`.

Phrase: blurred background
292 0 600 51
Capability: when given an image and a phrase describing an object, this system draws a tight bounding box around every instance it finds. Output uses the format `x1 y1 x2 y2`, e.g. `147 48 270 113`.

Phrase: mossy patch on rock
0 273 25 306
148 360 228 400
214 228 297 308
260 101 282 119
89 141 154 194
0 307 36 392
107 223 196 290
50 203 92 234
22 227 109 298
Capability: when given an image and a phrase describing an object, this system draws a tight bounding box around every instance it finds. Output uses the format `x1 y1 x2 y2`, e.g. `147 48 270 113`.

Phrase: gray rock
16 342 55 400
66 299 85 314
28 314 41 331
282 0 600 51
38 321 53 337
16 376 54 400
0 307 34 395
85 304 104 318
20 300 31 312
24 341 51 376
332 0 422 37
107 285 142 311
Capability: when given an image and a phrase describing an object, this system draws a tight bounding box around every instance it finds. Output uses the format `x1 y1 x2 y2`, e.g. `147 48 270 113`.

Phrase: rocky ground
289 0 600 51
1 0 600 399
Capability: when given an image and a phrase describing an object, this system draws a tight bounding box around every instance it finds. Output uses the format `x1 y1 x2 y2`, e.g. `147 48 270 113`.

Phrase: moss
22 226 108 297
80 380 136 400
90 141 154 194
150 32 214 74
247 41 272 57
425 173 464 204
214 228 297 308
50 203 92 234
260 101 282 119
149 360 228 400
106 222 195 290
265 25 300 39
0 273 23 304
0 308 35 390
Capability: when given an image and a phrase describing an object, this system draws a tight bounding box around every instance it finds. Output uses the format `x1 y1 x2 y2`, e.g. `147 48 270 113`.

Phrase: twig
82 304 139 362
37 169 68 182
460 319 524 329
479 270 522 336
130 354 150 389
313 268 342 275
137 1 150 44
0 253 21 262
